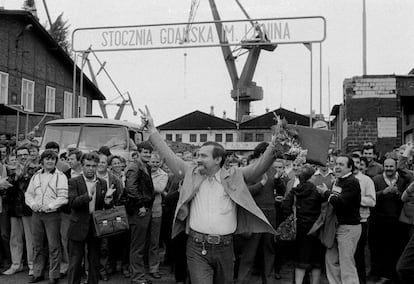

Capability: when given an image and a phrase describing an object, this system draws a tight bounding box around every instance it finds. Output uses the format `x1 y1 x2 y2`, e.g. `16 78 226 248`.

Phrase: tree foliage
48 12 71 54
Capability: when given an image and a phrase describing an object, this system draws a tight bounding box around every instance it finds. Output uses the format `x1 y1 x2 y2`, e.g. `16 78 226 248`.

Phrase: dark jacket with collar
62 168 77 214
324 173 361 225
371 171 413 220
67 175 111 241
282 181 324 234
98 171 125 206
124 160 155 215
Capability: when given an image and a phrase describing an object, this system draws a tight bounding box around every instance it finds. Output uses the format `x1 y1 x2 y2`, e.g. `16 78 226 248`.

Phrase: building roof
45 117 141 129
157 111 237 130
239 108 312 129
0 10 105 100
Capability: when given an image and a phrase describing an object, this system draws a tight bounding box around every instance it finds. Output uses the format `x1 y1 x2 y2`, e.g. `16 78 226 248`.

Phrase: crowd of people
0 110 414 284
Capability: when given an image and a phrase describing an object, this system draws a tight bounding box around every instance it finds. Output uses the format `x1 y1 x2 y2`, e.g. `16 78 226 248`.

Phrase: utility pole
362 0 367 75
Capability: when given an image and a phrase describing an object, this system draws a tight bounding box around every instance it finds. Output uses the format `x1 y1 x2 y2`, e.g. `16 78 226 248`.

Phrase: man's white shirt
189 169 237 235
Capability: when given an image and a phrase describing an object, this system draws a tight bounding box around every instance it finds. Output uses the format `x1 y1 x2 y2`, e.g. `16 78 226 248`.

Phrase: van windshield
41 125 129 151
79 126 128 151
41 125 80 150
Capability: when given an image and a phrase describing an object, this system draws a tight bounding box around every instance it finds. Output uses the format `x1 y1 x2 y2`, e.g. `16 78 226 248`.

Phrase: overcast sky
4 0 414 124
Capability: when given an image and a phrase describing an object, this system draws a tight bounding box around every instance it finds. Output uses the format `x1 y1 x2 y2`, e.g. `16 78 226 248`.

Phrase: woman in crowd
281 164 325 284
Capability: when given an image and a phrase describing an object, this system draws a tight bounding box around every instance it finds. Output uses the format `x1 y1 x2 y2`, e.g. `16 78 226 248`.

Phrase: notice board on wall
377 117 397 138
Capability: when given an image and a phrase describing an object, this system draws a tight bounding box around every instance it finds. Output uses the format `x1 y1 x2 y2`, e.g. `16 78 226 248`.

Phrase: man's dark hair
362 142 375 153
81 152 100 165
227 156 241 166
109 155 122 165
338 154 355 172
299 164 315 183
202 141 226 168
15 145 29 153
350 153 361 160
98 146 112 157
45 141 60 152
252 142 269 159
40 149 58 163
68 149 83 161
360 156 368 166
59 152 67 160
137 141 153 153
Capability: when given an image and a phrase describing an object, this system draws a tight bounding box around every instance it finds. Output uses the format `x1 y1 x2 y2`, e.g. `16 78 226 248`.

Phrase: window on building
200 134 207 142
215 133 222 142
166 134 173 141
244 133 253 142
0 72 8 104
78 96 87 117
45 86 56 113
176 134 182 142
21 78 34 112
190 134 197 143
226 133 233 142
63 91 73 118
256 133 264 142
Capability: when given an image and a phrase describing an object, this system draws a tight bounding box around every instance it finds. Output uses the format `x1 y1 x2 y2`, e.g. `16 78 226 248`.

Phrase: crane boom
208 0 276 121
208 0 239 90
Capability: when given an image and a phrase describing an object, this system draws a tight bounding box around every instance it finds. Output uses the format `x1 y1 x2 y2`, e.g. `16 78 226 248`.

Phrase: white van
40 117 147 161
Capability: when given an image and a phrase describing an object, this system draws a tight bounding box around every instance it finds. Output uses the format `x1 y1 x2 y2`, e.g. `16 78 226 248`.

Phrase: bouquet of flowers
272 112 307 161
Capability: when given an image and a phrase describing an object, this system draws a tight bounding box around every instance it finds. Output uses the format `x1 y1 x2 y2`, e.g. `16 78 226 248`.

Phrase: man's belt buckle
206 234 221 245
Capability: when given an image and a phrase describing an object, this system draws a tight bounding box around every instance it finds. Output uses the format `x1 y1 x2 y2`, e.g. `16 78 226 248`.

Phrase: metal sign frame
72 16 326 52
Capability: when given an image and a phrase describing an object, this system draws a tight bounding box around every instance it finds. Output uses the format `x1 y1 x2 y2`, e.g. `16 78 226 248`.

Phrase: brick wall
343 76 403 156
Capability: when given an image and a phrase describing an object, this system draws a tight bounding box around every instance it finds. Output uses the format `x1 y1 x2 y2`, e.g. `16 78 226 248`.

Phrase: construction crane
207 0 277 121
79 47 138 120
107 92 138 120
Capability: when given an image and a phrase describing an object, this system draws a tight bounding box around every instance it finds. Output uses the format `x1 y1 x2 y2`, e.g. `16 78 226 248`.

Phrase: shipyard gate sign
72 16 326 52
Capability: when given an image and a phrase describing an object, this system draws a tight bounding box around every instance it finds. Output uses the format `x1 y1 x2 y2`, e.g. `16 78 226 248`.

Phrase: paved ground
0 263 331 284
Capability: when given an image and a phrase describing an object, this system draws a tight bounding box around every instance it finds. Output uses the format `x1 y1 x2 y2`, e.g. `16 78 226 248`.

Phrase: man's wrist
147 127 157 135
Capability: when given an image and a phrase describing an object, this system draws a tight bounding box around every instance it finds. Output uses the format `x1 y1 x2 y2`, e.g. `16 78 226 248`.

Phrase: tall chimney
210 106 215 116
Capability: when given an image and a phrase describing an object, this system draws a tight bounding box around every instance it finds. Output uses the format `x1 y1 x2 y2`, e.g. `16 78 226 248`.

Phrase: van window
79 126 128 151
41 125 80 150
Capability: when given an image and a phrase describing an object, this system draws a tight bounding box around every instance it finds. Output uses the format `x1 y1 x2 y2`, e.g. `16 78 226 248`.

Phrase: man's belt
189 229 233 245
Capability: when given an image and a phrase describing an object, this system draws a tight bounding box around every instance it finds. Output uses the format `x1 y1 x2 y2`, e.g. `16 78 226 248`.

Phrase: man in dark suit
61 149 83 278
125 141 155 284
67 152 115 284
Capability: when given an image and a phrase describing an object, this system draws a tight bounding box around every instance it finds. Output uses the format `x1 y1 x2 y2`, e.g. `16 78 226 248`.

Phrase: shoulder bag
275 194 296 241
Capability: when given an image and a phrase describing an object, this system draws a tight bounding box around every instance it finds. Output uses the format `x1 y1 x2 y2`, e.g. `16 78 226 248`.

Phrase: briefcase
92 205 129 238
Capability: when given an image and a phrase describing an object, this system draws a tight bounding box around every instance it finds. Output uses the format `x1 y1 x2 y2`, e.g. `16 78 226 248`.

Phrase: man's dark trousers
67 218 101 284
236 207 276 284
397 231 414 284
32 211 61 279
369 217 408 280
0 204 11 266
355 222 368 284
186 235 234 284
129 209 152 283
